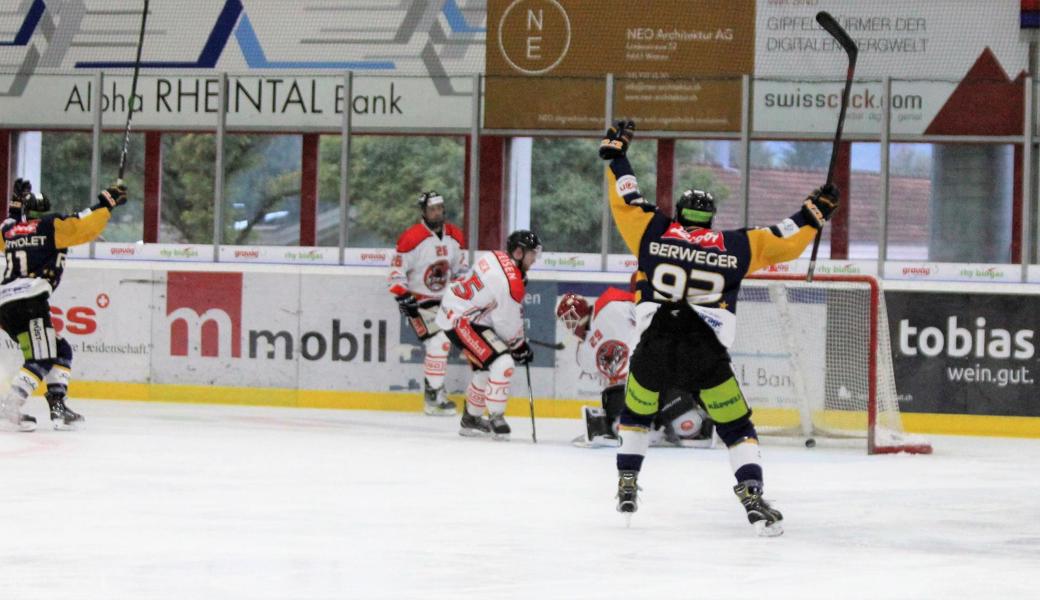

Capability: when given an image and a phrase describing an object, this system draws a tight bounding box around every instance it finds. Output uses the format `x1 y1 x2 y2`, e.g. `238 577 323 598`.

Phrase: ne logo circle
498 0 571 75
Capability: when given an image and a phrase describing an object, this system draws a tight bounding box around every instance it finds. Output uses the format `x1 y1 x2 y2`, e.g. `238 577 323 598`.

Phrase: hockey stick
806 11 858 283
524 363 537 444
529 338 564 351
117 0 150 184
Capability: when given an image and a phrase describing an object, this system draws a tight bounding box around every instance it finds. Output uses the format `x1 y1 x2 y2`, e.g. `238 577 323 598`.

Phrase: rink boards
5 261 1038 438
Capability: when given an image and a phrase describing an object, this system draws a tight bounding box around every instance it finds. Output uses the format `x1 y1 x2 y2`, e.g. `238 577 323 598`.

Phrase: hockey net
734 274 931 455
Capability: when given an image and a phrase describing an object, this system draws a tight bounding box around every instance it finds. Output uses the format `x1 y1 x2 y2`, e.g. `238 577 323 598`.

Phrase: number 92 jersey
606 155 818 348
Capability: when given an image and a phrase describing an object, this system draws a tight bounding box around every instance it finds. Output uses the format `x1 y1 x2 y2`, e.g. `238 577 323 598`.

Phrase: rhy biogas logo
165 271 386 362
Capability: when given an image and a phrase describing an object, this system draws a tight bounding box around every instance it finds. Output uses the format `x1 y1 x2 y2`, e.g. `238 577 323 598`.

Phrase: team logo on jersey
595 340 629 382
661 223 727 251
424 259 450 292
6 221 40 237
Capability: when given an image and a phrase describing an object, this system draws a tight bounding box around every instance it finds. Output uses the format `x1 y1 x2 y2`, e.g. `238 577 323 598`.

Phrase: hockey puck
805 438 816 448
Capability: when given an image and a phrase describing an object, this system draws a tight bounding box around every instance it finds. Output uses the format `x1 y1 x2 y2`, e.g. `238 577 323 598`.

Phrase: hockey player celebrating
388 191 468 416
434 230 541 440
599 121 839 536
556 289 713 448
0 178 128 431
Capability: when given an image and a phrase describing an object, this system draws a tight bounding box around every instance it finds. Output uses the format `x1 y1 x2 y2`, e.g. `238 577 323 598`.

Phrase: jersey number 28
650 264 723 305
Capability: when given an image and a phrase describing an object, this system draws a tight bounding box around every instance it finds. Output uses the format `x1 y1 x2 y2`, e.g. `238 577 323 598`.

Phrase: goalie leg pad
601 384 626 422
582 406 619 446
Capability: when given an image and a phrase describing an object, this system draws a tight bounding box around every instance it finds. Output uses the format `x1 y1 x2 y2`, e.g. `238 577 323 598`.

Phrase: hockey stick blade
808 11 858 282
815 12 859 64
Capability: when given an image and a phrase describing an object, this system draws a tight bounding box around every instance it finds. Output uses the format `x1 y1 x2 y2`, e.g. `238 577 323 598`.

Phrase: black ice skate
458 412 491 437
733 481 784 537
423 380 457 416
616 470 640 518
488 414 510 441
46 391 84 431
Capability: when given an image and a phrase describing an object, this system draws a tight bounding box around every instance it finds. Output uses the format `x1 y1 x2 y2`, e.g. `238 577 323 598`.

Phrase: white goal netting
733 274 930 454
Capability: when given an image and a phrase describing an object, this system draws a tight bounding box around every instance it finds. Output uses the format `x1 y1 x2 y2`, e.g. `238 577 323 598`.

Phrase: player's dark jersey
1 208 111 291
607 156 817 319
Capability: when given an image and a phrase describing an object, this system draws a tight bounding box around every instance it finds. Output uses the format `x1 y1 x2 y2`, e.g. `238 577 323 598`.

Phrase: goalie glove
95 183 128 211
800 183 840 229
395 293 420 318
598 120 636 160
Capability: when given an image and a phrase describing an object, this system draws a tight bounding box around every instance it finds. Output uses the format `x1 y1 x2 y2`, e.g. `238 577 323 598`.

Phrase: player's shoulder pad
396 222 433 253
594 287 636 318
491 250 526 304
444 223 465 247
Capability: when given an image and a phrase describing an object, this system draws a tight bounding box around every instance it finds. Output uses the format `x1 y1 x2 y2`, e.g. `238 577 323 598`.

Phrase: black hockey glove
598 119 636 160
95 183 128 211
801 183 840 229
395 293 420 318
510 340 534 365
9 178 31 218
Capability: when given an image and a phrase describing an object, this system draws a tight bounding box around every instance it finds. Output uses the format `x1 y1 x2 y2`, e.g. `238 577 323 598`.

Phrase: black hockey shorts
0 293 59 361
625 301 735 418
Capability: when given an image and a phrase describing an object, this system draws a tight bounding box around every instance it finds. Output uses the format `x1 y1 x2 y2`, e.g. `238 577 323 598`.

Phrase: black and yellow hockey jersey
1 208 112 291
607 156 818 347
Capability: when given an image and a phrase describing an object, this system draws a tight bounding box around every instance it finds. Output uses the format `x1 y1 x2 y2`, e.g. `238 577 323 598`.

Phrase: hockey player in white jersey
435 230 541 439
556 289 713 448
388 191 468 416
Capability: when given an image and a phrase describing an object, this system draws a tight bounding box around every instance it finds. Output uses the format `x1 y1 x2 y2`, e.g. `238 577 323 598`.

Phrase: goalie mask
556 292 591 340
675 189 716 229
417 191 445 230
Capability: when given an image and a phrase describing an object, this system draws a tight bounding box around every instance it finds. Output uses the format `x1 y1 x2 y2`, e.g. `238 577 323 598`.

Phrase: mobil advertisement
887 291 1040 417
149 267 564 398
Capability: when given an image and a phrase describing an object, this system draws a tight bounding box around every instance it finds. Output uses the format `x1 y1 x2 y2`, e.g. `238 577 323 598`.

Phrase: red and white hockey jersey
575 287 638 386
435 250 527 347
387 222 467 300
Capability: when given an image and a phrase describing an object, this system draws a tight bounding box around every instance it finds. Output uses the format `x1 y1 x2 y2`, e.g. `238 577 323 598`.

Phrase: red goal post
741 273 932 455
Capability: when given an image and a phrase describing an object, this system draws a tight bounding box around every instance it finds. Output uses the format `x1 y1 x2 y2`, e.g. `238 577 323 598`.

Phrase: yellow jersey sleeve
606 159 655 256
745 224 817 275
54 208 111 249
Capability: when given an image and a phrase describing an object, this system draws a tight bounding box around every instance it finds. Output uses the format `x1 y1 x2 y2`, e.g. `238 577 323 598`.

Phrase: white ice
0 400 1037 600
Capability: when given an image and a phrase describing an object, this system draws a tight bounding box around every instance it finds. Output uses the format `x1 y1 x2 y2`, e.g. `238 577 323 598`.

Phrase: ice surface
0 400 1036 600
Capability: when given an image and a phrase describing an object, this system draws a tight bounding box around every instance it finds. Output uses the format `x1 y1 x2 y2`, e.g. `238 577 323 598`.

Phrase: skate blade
458 428 491 438
754 520 784 537
624 513 632 528
52 421 78 432
492 432 511 441
425 406 458 416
